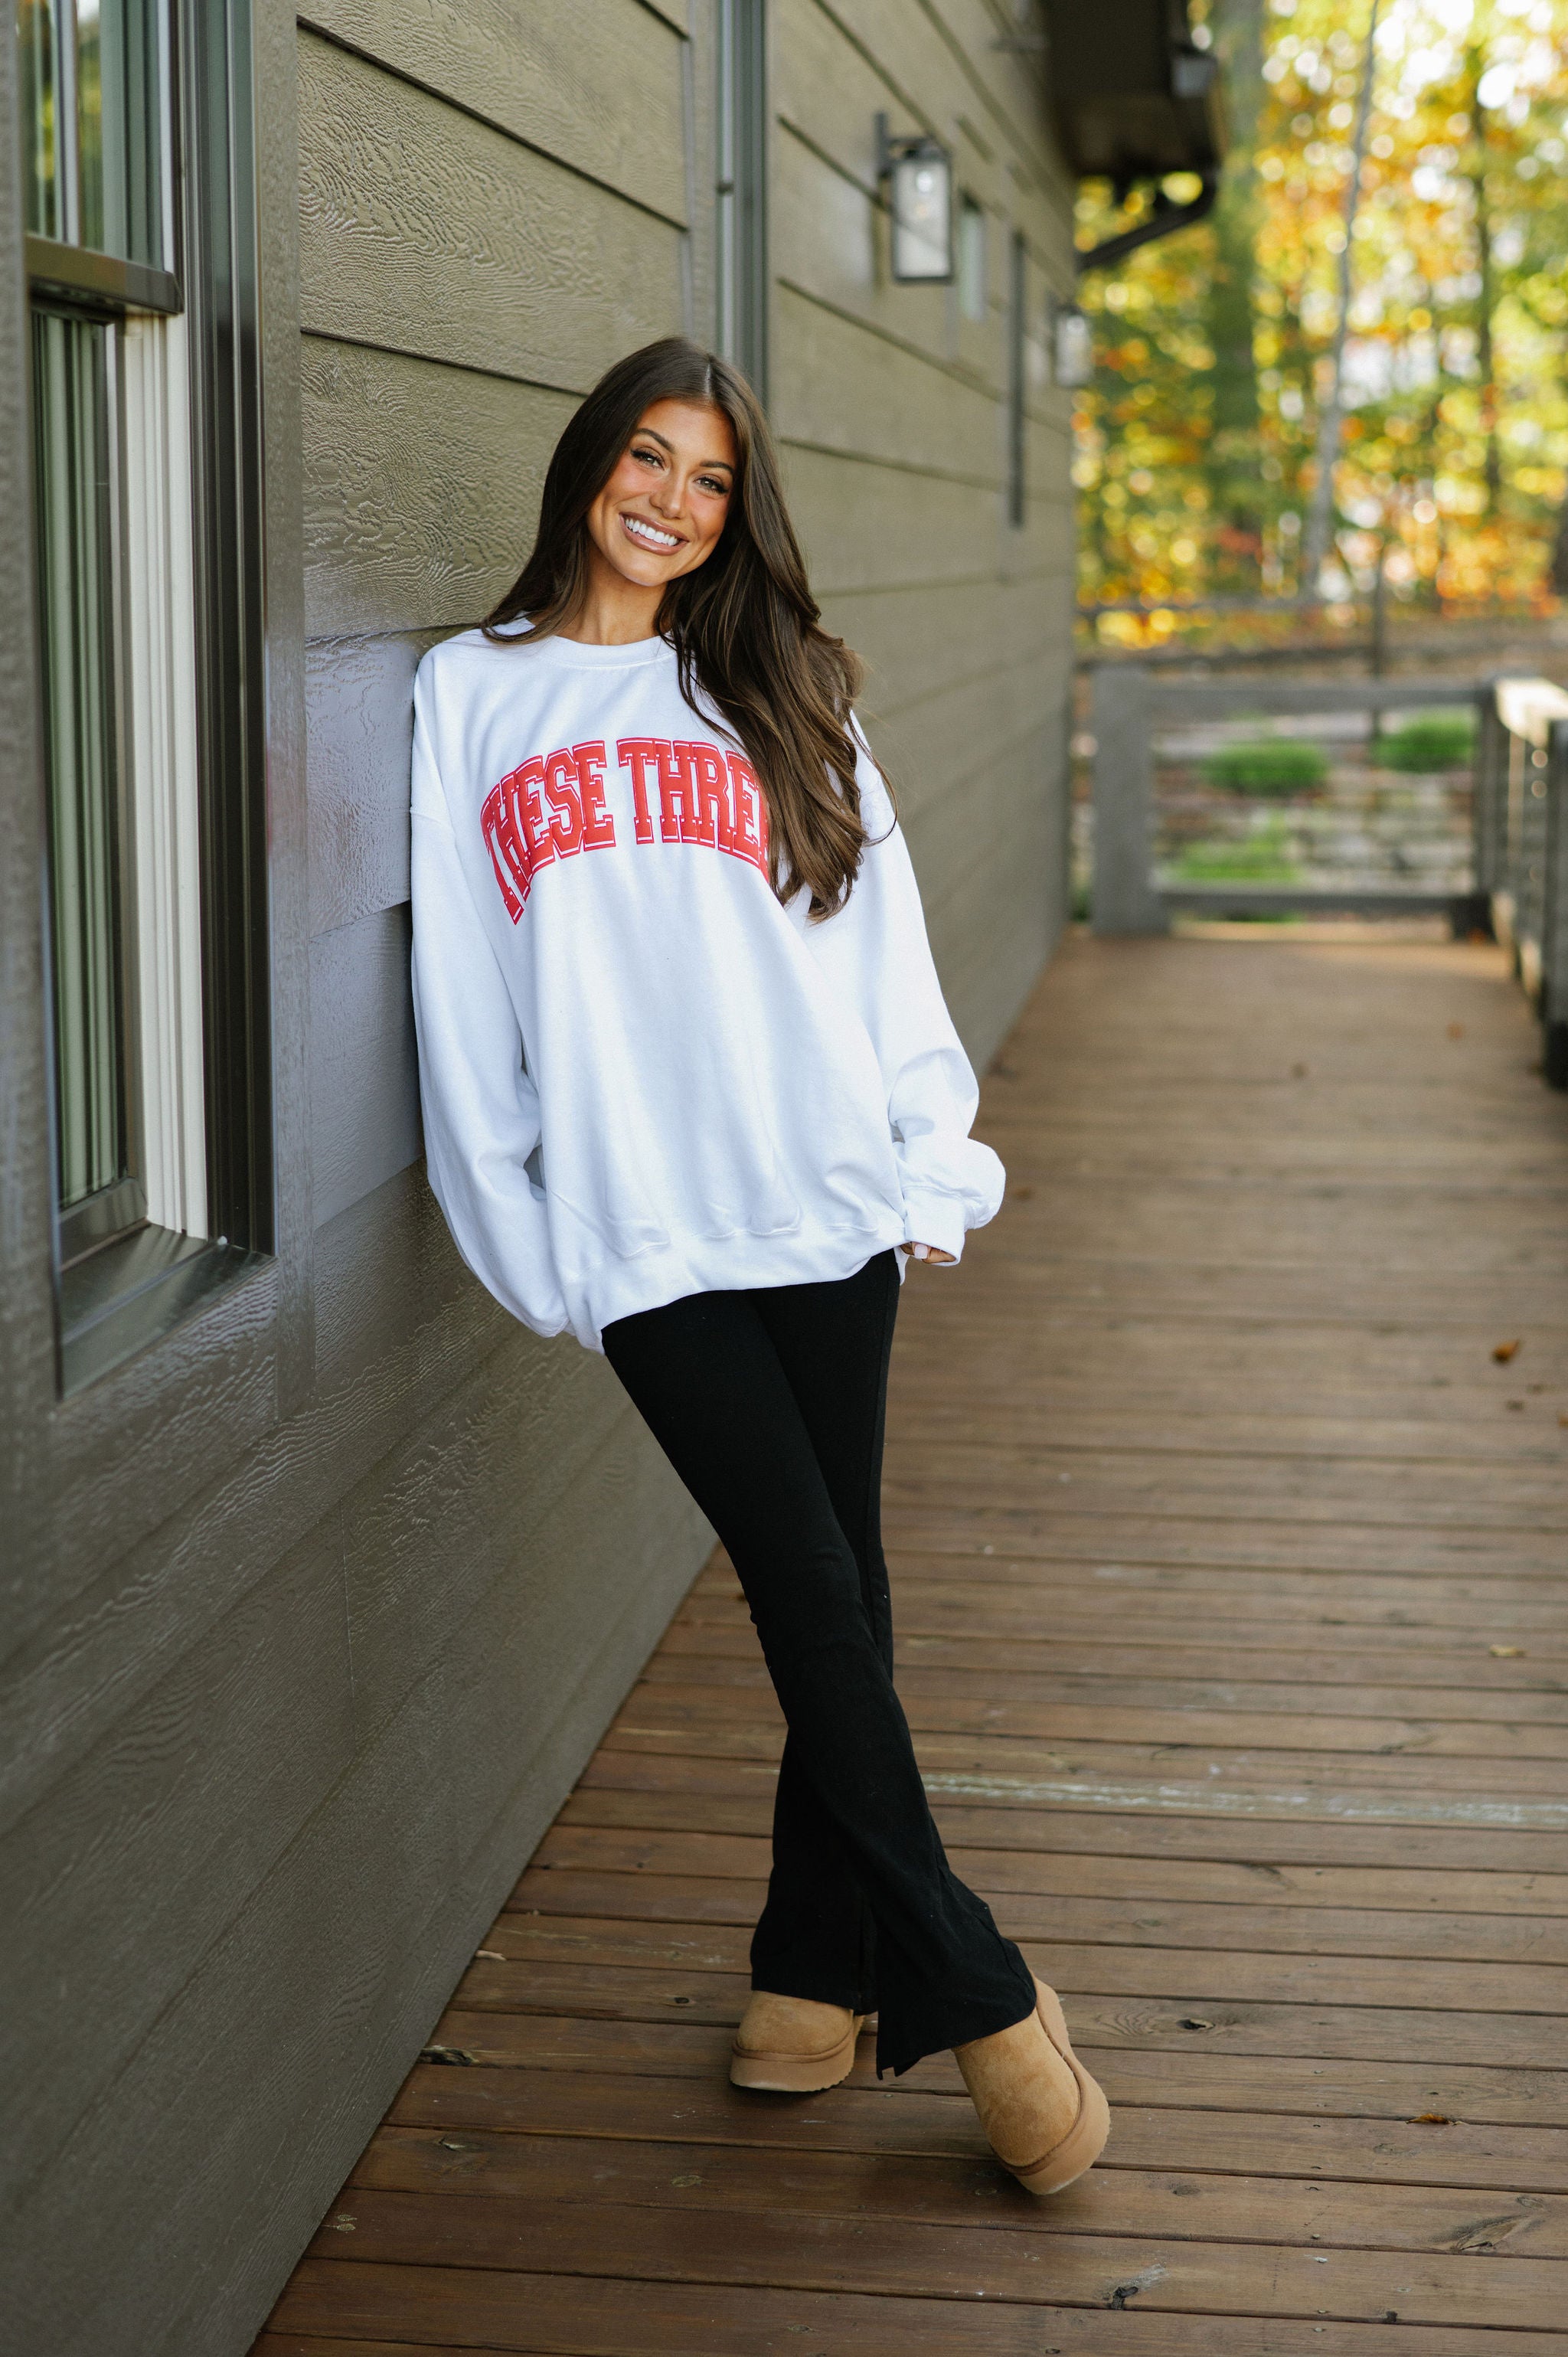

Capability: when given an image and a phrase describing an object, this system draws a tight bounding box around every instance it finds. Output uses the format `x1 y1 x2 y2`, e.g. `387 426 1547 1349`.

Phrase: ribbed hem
577 1213 908 1349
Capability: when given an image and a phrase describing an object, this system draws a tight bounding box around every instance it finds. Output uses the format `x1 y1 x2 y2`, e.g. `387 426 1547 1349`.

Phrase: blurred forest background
1073 0 1568 654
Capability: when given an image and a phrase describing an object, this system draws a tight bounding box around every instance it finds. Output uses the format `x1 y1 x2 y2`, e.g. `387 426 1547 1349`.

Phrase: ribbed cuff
901 1191 967 1262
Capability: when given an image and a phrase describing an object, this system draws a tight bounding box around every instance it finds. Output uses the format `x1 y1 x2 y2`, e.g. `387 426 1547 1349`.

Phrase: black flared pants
603 1248 1036 2076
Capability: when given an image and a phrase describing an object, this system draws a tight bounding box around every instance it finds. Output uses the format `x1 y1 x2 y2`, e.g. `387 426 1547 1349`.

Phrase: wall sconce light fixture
876 113 953 283
1050 296 1094 387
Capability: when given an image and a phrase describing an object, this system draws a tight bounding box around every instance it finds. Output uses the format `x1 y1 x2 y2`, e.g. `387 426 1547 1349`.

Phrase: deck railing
1088 664 1568 1087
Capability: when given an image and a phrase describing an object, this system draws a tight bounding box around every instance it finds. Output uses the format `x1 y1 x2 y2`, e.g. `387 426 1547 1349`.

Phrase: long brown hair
484 338 875 918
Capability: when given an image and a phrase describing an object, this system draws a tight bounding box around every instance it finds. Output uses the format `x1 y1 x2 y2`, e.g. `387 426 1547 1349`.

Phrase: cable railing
1085 664 1568 1088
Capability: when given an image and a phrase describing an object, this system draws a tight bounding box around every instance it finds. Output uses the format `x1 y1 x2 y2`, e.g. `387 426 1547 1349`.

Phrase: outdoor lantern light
1050 297 1094 387
876 113 953 283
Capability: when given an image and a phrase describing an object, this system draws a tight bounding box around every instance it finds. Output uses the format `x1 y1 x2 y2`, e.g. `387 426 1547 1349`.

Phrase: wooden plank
341 2127 1568 2255
302 338 575 637
652 1639 1568 1714
290 2187 1568 2330
782 440 1057 602
581 1737 1568 1834
636 1659 1565 1754
599 1698 1568 1798
467 1914 1568 2015
562 1781 1568 1876
309 905 420 1227
393 2031 1568 2127
508 1865 1568 1968
532 1822 1568 1917
299 31 683 389
257 2267 1568 2355
381 2071 1568 2189
299 0 688 224
306 631 428 937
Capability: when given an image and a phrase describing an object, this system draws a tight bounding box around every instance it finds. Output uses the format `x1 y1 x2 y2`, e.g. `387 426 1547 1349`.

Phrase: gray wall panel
310 904 423 1228
15 1417 705 2357
311 1161 496 1397
299 31 685 391
307 631 427 936
0 1525 351 2190
302 338 574 638
299 0 689 224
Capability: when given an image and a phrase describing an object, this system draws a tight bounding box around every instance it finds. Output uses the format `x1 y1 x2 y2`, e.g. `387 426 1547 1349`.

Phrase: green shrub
1171 825 1301 884
1374 712 1476 771
1203 738 1330 794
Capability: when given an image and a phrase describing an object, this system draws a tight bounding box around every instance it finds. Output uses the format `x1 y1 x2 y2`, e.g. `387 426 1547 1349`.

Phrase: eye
697 474 730 497
630 444 664 469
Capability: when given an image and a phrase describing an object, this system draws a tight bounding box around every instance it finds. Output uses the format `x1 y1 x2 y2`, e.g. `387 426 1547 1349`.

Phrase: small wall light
1050 296 1094 387
876 113 953 283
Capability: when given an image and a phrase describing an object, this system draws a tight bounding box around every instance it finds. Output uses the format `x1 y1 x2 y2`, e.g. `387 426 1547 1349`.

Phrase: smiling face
583 398 738 607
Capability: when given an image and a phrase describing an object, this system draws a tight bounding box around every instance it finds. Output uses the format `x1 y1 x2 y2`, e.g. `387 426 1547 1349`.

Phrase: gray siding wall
773 0 1078 1057
0 4 1074 2352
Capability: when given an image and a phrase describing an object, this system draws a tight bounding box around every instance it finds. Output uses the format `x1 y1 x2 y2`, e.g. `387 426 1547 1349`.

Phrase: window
1007 228 1027 528
21 0 269 1392
956 192 987 324
715 0 767 401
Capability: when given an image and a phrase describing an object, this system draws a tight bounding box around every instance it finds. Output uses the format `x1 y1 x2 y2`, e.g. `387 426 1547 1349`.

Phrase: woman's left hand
905 1241 956 1265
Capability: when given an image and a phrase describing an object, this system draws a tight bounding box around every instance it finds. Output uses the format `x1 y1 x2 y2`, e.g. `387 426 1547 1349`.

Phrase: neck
557 552 664 646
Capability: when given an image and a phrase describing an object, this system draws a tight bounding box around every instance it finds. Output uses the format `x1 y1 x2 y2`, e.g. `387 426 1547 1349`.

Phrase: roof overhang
1039 0 1227 189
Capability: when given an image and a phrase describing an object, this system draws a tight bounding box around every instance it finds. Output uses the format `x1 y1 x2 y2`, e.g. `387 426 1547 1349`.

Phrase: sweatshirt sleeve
408 668 570 1338
805 724 1006 1263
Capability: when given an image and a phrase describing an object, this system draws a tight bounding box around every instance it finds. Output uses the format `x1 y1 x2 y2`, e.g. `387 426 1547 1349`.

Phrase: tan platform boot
955 1976 1110 2195
730 1992 864 2092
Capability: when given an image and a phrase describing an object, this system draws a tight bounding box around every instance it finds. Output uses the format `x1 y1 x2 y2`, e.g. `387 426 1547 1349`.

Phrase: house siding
0 2 1076 2350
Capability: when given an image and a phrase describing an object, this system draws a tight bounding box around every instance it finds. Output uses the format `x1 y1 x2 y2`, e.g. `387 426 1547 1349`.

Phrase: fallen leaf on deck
1489 1644 1525 1658
1411 2113 1452 2126
420 2045 475 2064
1492 1339 1521 1362
1447 1022 1465 1039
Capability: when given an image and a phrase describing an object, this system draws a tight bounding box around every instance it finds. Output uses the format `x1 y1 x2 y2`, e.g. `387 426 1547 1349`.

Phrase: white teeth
623 515 680 550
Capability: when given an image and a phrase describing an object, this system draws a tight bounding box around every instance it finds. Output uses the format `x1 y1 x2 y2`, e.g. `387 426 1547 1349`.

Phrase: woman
409 336 1108 2196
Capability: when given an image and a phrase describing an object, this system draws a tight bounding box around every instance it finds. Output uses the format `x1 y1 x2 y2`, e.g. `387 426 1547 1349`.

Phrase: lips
621 512 683 553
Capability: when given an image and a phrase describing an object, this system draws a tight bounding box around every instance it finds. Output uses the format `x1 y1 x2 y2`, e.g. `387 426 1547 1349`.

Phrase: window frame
714 0 769 403
1006 227 1027 529
24 0 271 1395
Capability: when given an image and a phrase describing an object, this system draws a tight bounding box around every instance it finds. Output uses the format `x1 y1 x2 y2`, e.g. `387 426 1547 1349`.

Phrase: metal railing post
1542 718 1568 1090
1468 682 1504 936
1090 662 1168 937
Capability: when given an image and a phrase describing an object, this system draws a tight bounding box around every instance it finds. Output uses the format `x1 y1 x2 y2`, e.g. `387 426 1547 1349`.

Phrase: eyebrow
633 427 734 474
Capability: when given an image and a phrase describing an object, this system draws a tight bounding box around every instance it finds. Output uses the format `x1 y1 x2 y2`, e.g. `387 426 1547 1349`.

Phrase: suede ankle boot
955 1976 1110 2195
730 1992 864 2092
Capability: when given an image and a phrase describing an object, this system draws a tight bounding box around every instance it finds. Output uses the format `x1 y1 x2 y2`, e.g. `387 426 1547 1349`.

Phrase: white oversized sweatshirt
409 624 1004 1351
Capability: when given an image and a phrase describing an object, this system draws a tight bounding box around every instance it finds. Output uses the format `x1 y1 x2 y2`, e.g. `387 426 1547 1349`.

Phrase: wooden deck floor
256 930 1568 2356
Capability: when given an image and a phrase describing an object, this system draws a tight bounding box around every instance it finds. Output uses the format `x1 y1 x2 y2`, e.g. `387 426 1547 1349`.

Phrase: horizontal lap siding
2 11 710 2355
294 48 714 2323
774 0 1074 1067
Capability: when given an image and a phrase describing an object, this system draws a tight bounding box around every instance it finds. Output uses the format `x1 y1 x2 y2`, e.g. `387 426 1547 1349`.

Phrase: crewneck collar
491 623 675 672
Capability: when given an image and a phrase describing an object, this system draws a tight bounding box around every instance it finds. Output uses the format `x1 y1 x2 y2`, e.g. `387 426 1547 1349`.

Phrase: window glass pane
32 306 129 1211
18 0 65 237
957 196 986 324
77 0 164 266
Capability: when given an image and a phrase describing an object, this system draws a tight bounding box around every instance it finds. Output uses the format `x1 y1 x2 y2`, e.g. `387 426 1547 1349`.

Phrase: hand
905 1241 956 1265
